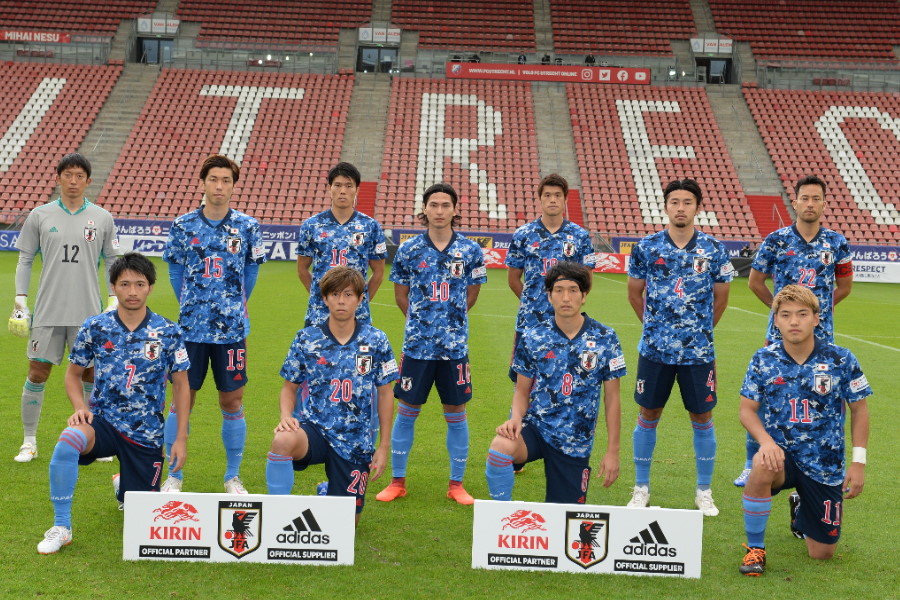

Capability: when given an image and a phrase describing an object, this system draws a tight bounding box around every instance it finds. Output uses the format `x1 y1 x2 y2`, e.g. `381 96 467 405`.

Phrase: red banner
446 62 650 85
2 30 71 43
482 248 629 274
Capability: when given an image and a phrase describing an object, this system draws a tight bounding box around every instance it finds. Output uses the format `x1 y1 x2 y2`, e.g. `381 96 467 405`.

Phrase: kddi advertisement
472 500 702 578
123 492 355 564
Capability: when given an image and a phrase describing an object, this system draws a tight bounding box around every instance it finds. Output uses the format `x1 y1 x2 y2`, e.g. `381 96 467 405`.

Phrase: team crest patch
814 373 833 396
143 340 162 361
84 220 97 242
563 241 576 257
351 232 365 246
565 511 609 569
820 251 833 266
636 379 644 395
449 260 465 278
31 339 39 353
356 355 373 375
692 256 709 274
580 350 598 371
400 377 413 391
218 501 262 559
226 237 242 254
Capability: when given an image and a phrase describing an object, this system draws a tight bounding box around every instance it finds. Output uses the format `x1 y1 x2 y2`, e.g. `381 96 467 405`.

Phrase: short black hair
327 162 361 187
794 175 826 197
417 182 462 228
57 153 91 178
200 154 240 183
544 262 592 294
110 252 156 286
538 173 568 198
663 178 703 206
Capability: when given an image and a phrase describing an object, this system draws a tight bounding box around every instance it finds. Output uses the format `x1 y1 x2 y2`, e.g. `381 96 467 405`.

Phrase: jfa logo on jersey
356 355 372 375
636 379 644 394
814 374 833 395
226 237 242 254
400 377 413 391
820 251 833 266
143 340 162 361
580 350 598 371
351 232 365 246
449 260 465 278
692 256 709 274
218 501 262 559
84 220 97 242
565 511 609 569
563 241 576 257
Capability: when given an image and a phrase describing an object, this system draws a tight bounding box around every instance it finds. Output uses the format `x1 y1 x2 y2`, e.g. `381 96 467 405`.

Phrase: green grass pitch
1 253 896 599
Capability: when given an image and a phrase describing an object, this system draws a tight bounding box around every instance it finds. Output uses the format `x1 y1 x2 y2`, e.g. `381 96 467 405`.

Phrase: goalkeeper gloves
9 295 30 338
105 295 119 312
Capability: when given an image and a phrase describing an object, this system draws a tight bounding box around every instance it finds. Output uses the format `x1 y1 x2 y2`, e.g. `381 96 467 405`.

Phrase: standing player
626 178 733 516
506 173 595 381
738 285 869 575
375 183 487 505
734 175 853 486
161 154 267 494
37 252 190 554
296 162 387 327
266 266 397 525
485 263 624 503
10 153 121 463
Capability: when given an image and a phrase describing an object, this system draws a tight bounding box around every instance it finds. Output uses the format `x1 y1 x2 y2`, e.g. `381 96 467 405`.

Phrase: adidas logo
787 250 796 256
655 257 666 265
190 237 200 245
276 509 330 544
49 226 59 233
317 357 328 365
543 351 556 359
773 376 786 385
419 260 429 268
623 521 677 557
103 340 114 350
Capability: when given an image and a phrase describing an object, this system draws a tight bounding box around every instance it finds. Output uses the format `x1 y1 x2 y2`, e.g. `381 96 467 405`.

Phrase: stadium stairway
342 73 391 181
566 189 585 227
746 194 791 237
356 181 377 217
532 82 580 185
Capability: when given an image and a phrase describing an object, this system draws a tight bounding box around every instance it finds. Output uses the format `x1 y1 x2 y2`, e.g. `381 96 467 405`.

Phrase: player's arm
712 281 731 326
834 270 853 306
168 370 191 472
739 395 783 471
626 277 646 322
64 363 93 425
748 268 773 308
394 283 410 316
596 377 621 488
496 373 532 440
507 267 524 298
369 382 394 482
296 255 313 292
466 283 481 310
367 258 385 301
843 398 869 499
275 380 302 432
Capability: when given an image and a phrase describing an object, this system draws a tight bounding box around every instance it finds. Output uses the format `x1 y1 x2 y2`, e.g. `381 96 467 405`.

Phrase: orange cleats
739 544 767 576
447 484 474 505
376 482 407 502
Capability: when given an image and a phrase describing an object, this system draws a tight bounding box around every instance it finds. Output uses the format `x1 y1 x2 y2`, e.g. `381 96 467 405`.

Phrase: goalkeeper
10 153 121 463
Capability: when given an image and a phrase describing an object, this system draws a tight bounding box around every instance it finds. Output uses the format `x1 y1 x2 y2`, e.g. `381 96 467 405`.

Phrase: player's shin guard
742 493 771 548
21 378 45 437
445 410 469 482
632 416 658 488
163 406 184 480
390 404 420 477
222 406 246 482
744 433 760 469
692 419 716 489
485 449 514 501
49 428 87 528
266 452 294 494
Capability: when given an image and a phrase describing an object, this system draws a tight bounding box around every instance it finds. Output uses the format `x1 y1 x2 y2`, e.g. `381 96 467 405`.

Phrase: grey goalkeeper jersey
15 198 121 327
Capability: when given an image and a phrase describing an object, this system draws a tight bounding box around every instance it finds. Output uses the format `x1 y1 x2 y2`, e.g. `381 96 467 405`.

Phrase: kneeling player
485 263 624 503
266 266 397 525
38 252 190 554
738 285 870 576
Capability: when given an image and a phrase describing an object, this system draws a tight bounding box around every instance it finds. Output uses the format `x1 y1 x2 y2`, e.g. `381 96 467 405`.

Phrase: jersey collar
536 218 569 236
113 308 153 333
320 319 362 346
778 337 825 366
424 230 458 253
198 206 232 227
663 229 698 251
551 312 591 341
327 209 358 226
790 223 822 244
55 197 90 215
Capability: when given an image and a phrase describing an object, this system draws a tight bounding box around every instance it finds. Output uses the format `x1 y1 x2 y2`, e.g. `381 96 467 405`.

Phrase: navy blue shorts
513 425 591 504
79 416 165 502
634 355 718 414
773 452 843 545
294 422 370 514
393 355 472 406
185 340 248 392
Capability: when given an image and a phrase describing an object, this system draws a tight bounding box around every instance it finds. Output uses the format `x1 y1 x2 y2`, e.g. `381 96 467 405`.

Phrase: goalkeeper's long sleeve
15 250 35 296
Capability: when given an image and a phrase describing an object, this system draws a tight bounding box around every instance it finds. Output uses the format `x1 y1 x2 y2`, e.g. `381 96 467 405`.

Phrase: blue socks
742 493 771 548
222 406 246 482
485 449 514 500
744 432 760 469
390 404 420 477
633 416 658 489
266 452 294 494
50 428 87 528
692 419 716 489
445 410 469 482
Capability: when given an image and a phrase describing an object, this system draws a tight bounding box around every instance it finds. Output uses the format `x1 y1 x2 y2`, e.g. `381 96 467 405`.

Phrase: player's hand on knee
8 296 30 338
274 416 301 433
756 441 784 472
496 418 522 440
67 408 94 426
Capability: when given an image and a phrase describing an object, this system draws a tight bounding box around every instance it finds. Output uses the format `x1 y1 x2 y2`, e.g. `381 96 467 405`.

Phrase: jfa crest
692 256 709 274
563 241 576 257
636 379 644 395
226 237 242 254
84 220 97 242
351 232 365 246
820 251 833 266
218 501 262 559
449 260 465 278
564 511 609 569
400 377 413 391
143 340 162 361
814 374 833 396
580 350 598 371
356 354 372 376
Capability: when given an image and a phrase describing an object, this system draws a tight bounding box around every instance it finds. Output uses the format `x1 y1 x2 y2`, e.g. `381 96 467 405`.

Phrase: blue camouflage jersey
163 208 267 343
281 322 398 463
390 231 487 360
740 341 871 486
69 309 189 448
506 219 596 333
752 225 852 343
297 210 388 326
628 229 734 365
513 315 626 458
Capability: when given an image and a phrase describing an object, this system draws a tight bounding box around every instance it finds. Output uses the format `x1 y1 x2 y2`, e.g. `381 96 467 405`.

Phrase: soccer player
37 252 190 554
625 178 733 516
738 285 870 576
296 162 387 327
10 153 121 463
485 263 624 503
266 266 397 525
161 154 267 494
506 173 595 382
375 183 487 505
734 175 853 486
